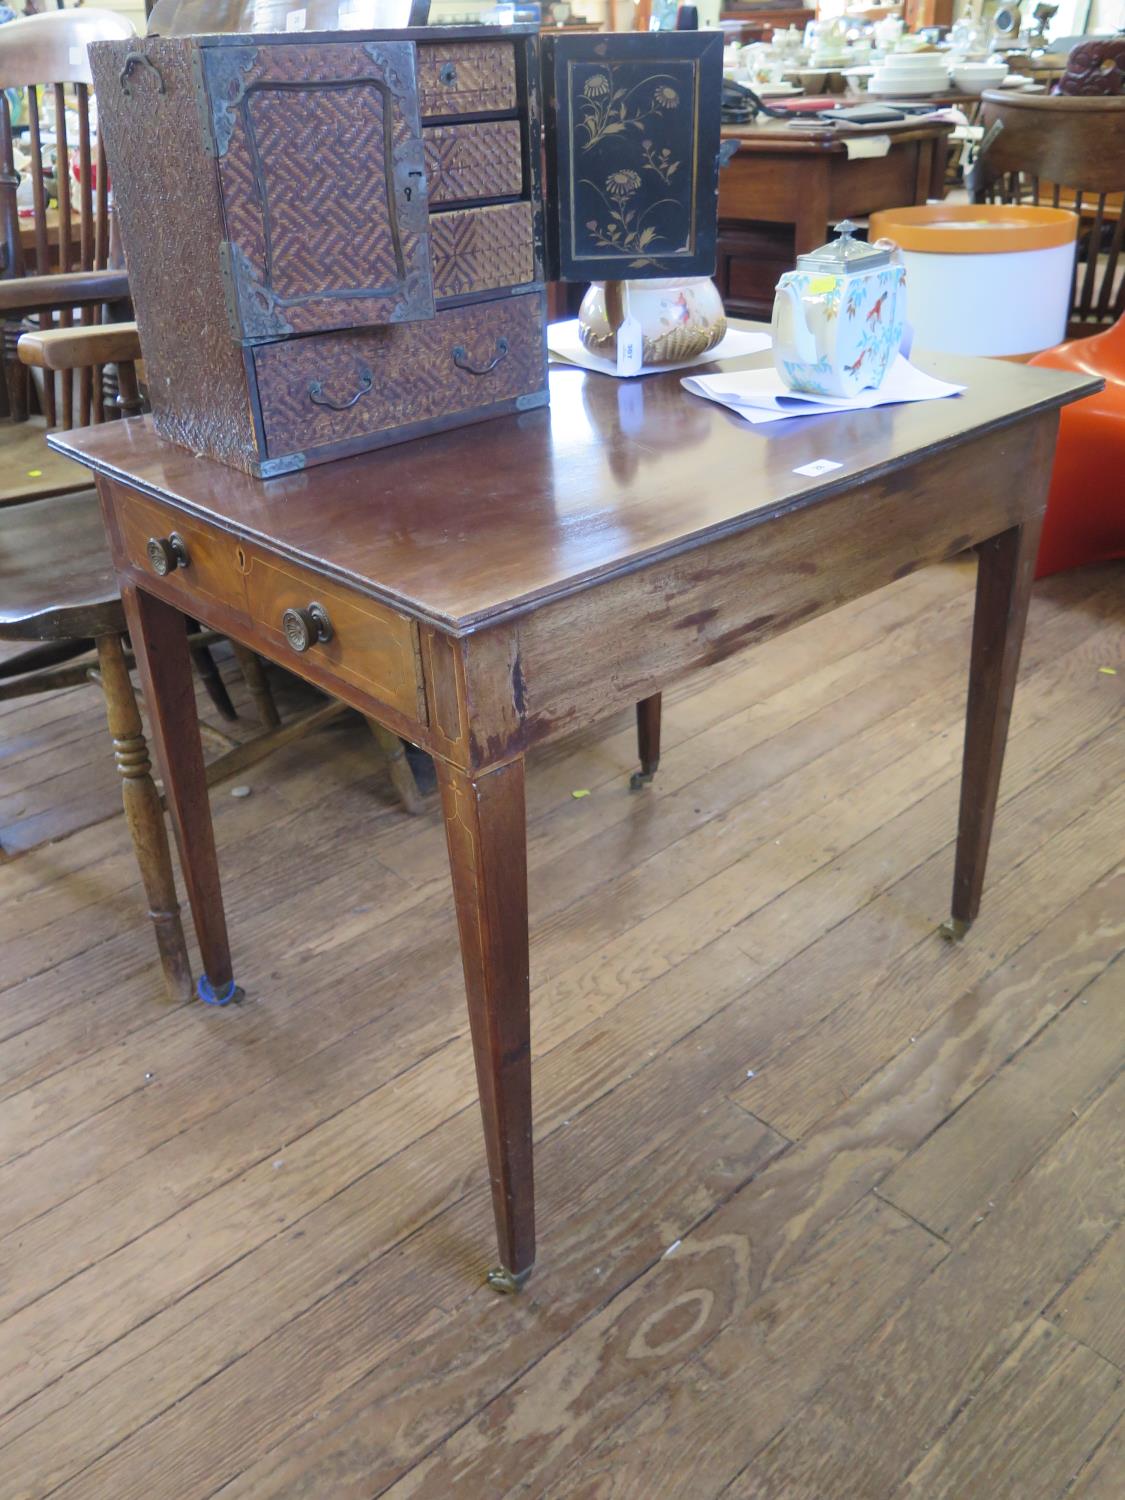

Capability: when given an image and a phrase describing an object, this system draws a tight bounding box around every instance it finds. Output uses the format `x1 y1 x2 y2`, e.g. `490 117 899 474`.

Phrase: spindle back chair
0 8 134 426
975 91 1125 339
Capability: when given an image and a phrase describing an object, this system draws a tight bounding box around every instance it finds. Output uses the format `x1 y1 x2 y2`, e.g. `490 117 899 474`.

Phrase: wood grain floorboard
896 1319 1125 1500
1048 1224 1125 1373
0 562 1120 1500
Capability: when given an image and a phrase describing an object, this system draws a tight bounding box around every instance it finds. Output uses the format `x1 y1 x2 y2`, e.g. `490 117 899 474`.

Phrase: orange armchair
1029 315 1125 579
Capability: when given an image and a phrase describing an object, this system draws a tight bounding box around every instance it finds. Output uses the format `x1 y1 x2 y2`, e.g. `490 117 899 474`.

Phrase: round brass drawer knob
146 533 190 575
282 603 333 654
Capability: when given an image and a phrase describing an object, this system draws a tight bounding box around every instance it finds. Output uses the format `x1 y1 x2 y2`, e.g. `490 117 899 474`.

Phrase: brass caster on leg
629 769 655 793
941 916 972 941
487 1264 534 1295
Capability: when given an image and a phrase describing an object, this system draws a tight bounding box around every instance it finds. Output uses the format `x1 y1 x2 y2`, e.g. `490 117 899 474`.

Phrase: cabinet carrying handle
452 337 509 377
308 364 373 411
119 53 165 97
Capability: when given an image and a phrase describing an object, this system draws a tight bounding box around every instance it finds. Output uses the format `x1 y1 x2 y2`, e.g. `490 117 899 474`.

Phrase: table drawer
417 42 517 119
424 121 524 206
242 549 425 722
252 292 547 464
431 202 535 299
114 487 248 620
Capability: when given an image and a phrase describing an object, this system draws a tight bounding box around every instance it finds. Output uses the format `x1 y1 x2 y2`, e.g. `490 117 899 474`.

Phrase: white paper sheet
681 355 966 424
843 133 892 161
547 320 772 379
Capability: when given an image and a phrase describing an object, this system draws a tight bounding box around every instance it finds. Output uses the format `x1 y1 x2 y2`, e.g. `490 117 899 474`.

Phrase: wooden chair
0 7 267 729
1 9 134 428
974 91 1125 339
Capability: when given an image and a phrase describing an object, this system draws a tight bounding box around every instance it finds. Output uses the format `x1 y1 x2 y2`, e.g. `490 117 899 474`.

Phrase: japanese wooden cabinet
90 26 548 476
89 25 724 479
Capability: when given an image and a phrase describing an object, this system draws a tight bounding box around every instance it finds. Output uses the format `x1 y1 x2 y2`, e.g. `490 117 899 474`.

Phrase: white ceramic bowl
869 68 949 96
951 63 1009 93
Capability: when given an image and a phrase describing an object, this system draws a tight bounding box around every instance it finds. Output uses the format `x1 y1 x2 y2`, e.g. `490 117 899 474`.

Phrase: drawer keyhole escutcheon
282 603 334 654
439 61 458 86
146 533 190 576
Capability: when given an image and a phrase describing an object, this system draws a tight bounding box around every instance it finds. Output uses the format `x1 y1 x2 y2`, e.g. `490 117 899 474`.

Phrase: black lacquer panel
541 31 723 282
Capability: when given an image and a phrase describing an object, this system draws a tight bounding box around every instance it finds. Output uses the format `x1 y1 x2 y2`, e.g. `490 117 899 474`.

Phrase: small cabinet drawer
251 292 547 468
242 550 425 723
423 122 524 206
417 42 517 118
113 488 248 621
431 202 535 299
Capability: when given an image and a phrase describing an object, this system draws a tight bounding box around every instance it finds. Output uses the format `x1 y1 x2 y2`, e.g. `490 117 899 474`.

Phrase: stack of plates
869 52 950 96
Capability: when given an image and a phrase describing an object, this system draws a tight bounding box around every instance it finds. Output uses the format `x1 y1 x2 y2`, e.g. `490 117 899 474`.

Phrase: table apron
453 409 1059 771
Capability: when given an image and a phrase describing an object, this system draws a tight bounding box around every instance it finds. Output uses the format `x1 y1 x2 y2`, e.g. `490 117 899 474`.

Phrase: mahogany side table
50 347 1098 1292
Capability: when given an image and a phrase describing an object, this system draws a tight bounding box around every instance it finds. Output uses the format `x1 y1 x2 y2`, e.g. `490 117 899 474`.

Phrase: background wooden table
717 117 953 319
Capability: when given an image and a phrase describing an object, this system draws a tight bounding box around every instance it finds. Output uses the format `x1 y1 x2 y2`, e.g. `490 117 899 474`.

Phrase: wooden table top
51 343 1096 636
721 117 954 153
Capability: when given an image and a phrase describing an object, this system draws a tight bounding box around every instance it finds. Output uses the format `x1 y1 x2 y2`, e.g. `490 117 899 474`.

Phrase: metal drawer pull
282 603 333 654
308 364 373 411
452 337 509 376
439 61 458 86
119 52 165 97
146 533 190 576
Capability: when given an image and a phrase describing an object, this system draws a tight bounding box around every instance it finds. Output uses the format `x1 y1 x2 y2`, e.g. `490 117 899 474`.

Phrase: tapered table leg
437 755 534 1290
631 692 662 791
96 632 193 1003
122 585 235 1002
946 519 1043 938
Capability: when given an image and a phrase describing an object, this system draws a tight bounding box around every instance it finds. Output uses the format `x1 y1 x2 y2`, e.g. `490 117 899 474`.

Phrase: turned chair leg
190 634 238 722
95 633 194 1002
231 641 281 729
630 692 662 791
367 718 427 815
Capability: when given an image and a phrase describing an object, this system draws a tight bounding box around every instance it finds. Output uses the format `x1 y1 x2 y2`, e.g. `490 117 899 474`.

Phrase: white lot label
793 459 844 478
616 315 643 378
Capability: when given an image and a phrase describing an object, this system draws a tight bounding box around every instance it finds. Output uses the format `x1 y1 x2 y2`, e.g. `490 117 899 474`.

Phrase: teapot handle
778 283 819 365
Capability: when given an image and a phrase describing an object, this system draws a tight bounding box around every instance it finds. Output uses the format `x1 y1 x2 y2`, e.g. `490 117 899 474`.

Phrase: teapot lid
797 220 893 274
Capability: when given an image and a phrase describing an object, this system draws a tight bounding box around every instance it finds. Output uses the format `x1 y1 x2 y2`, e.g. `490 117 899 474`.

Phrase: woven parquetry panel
88 39 258 468
430 202 535 298
253 293 546 457
423 121 524 206
205 41 433 338
416 41 517 117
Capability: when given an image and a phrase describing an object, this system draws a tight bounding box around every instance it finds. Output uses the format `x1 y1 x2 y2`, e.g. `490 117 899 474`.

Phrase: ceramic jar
771 221 905 398
579 277 727 366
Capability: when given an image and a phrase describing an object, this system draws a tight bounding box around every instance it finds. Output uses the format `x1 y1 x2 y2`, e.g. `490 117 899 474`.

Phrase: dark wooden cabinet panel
541 31 724 282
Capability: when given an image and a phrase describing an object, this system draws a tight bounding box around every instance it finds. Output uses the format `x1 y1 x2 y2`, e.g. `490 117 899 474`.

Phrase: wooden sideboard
716 117 952 320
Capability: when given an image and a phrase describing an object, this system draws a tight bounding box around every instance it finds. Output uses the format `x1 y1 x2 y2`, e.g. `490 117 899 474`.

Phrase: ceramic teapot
771 221 906 398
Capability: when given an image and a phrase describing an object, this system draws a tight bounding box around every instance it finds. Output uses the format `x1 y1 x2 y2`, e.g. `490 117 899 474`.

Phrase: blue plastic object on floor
197 975 239 1007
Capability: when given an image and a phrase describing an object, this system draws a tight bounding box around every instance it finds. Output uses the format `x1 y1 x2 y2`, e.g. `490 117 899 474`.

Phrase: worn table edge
47 363 1102 639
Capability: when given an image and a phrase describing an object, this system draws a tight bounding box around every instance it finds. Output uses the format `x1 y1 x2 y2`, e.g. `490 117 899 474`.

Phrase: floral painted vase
579 277 727 366
772 261 906 399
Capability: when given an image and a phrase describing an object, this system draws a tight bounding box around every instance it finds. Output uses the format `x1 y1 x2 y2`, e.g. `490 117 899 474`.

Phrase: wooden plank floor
0 557 1121 1500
